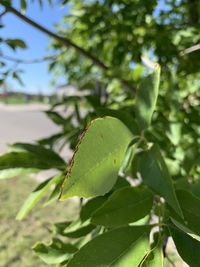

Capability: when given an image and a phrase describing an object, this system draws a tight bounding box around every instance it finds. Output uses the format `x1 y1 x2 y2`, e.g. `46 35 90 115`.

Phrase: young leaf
68 226 150 267
138 144 182 217
33 238 77 264
60 117 133 200
170 226 200 267
16 175 63 220
135 64 160 131
91 186 153 227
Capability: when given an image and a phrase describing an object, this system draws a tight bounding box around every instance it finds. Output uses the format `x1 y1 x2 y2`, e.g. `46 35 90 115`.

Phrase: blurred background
0 0 199 266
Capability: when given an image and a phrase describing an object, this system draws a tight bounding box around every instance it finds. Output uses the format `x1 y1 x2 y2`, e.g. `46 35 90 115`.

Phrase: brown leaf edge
59 117 106 201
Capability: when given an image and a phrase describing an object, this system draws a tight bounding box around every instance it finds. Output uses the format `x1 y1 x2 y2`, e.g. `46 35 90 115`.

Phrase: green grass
0 176 79 267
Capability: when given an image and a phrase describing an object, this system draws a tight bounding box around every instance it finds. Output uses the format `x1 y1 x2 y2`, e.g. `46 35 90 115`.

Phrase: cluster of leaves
0 37 26 85
0 0 200 266
49 0 200 85
0 64 200 266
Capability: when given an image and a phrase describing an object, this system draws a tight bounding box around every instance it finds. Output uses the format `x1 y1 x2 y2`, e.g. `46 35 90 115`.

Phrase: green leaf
33 238 77 264
91 186 153 227
0 152 60 170
20 0 27 11
140 240 164 267
135 64 160 131
174 178 190 191
191 181 200 199
119 137 140 176
112 177 130 191
79 177 129 221
37 132 63 147
44 178 63 206
138 144 182 217
53 221 71 234
68 226 150 267
170 226 200 267
170 218 200 242
96 108 139 135
63 220 96 238
54 219 96 238
10 143 66 170
60 117 133 200
169 190 200 236
16 175 63 220
80 196 108 222
6 38 27 50
12 71 24 86
45 111 66 125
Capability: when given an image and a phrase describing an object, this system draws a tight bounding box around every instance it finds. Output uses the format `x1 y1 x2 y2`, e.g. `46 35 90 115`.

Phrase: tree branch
1 4 134 90
180 42 200 56
0 8 7 18
4 5 108 70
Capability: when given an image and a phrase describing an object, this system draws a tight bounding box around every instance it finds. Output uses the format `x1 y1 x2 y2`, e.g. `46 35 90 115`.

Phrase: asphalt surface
0 105 60 154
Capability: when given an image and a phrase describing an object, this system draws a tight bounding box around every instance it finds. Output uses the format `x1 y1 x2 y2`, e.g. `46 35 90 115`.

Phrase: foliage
0 0 200 266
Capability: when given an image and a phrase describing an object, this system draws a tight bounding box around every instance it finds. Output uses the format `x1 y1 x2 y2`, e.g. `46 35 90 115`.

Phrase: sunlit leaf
60 117 133 200
140 240 164 266
16 175 63 220
68 226 151 267
135 64 160 131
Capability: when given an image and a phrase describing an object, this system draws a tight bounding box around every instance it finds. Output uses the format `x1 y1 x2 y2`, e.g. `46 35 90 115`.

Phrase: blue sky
0 0 70 94
0 1 167 95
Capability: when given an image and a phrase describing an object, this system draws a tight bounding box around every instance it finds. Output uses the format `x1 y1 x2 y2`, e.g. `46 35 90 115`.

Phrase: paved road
0 105 60 154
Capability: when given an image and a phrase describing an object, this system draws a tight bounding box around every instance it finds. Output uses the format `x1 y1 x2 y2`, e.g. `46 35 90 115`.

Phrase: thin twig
180 43 200 56
4 5 108 70
0 50 66 64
